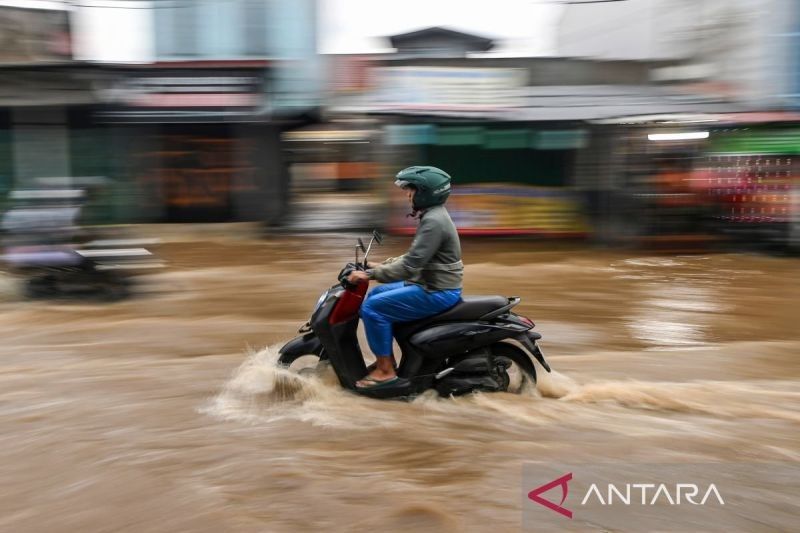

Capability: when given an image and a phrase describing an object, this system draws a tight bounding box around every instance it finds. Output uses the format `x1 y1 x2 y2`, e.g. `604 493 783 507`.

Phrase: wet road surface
0 232 798 532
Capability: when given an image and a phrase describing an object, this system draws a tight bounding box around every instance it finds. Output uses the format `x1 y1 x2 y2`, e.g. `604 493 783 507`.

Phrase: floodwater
0 231 798 532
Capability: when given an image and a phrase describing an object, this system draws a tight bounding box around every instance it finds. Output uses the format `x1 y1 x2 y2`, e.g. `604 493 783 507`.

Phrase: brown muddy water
0 233 798 532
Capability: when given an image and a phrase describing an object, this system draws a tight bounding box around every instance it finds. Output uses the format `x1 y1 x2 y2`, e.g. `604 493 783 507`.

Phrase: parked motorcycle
278 231 551 399
3 239 160 301
1 188 161 301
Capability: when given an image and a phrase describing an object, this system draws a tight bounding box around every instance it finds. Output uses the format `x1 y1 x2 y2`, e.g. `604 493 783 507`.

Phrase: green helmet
394 166 452 210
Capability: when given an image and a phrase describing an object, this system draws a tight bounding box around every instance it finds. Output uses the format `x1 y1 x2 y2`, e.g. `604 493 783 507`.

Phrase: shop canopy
0 66 101 106
385 124 588 149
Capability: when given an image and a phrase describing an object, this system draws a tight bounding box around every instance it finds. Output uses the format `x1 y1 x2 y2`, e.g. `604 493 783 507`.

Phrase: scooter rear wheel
490 342 537 393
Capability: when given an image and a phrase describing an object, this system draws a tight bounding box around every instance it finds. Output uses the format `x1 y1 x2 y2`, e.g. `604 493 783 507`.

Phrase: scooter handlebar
338 262 366 288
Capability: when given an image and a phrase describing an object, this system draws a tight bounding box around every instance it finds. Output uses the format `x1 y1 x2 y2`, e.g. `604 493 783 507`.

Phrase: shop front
349 62 744 240
382 122 590 236
702 121 800 250
99 65 291 224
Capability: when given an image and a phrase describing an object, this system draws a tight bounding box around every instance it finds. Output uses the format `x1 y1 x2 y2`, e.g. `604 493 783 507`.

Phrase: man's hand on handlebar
347 270 369 285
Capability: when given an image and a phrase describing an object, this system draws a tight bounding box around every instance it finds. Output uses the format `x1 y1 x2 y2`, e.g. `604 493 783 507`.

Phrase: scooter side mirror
372 230 383 245
357 238 367 253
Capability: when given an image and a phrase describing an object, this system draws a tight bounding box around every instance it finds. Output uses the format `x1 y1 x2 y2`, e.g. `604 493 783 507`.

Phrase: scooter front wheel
278 352 322 375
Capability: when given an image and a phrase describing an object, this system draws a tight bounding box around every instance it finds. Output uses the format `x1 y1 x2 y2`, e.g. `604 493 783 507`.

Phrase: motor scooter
279 231 551 399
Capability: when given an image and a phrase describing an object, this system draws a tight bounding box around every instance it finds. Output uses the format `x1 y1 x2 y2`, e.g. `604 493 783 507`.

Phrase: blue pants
360 282 462 357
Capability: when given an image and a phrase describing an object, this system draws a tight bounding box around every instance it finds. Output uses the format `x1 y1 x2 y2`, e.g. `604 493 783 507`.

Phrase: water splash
203 345 400 429
533 364 578 399
205 344 800 433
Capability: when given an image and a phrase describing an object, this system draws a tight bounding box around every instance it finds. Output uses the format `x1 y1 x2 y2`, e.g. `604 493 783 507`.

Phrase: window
156 3 199 58
244 0 268 56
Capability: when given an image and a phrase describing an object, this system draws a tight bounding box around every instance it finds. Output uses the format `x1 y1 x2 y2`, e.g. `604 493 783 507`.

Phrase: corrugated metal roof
354 84 748 122
0 69 101 106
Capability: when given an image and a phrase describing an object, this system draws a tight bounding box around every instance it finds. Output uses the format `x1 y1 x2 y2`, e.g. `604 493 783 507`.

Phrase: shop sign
111 73 263 109
372 67 526 110
390 184 589 236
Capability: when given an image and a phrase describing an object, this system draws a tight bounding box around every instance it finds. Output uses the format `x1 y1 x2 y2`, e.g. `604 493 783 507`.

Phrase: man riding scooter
346 166 463 390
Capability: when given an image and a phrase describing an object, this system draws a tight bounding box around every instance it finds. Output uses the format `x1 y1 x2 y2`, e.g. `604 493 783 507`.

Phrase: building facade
0 3 85 197
557 0 800 109
101 0 322 223
0 0 323 224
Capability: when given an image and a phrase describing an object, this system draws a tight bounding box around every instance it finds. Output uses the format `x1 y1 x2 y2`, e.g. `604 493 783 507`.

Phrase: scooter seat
432 295 509 322
398 295 509 332
392 295 510 340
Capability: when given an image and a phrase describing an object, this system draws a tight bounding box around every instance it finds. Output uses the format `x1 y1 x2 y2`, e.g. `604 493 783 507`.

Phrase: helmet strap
406 208 421 219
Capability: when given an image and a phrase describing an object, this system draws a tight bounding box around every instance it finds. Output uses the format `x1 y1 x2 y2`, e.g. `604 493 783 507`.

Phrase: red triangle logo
527 472 573 519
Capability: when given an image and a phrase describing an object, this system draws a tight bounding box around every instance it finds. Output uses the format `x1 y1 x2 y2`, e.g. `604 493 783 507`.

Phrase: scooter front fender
279 332 323 359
